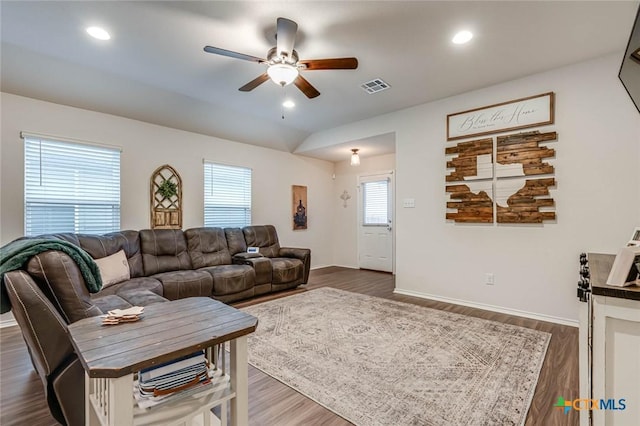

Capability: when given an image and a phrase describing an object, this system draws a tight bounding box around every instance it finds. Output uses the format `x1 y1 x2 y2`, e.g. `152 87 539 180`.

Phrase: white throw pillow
94 250 130 289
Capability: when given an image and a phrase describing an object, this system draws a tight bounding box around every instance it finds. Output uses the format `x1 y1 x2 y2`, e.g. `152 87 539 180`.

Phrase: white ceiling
1 1 638 162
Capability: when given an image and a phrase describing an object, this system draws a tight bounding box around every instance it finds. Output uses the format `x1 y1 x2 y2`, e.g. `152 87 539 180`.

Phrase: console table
68 297 258 426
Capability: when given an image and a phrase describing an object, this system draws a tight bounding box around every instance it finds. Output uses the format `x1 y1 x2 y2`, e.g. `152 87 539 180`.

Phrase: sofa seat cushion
151 270 213 300
91 294 132 313
271 258 304 284
232 256 272 285
118 289 167 307
199 265 255 296
95 277 163 297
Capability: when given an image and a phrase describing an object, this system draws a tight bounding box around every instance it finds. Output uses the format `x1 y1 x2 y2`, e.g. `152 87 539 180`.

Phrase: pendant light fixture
350 149 360 166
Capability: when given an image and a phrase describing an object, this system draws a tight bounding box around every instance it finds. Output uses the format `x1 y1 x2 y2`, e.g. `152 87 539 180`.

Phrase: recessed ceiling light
452 30 473 44
86 26 111 41
282 100 295 108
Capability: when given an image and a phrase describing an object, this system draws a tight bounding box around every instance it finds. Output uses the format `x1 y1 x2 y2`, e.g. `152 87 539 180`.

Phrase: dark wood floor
0 267 578 425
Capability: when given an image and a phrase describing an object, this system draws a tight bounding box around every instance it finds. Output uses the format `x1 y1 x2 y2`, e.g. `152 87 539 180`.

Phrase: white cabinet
580 253 640 426
591 295 640 426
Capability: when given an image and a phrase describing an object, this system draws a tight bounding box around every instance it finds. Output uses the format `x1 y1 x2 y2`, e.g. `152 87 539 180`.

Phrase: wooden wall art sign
446 130 557 224
292 185 308 230
447 92 555 141
445 137 495 223
150 164 182 229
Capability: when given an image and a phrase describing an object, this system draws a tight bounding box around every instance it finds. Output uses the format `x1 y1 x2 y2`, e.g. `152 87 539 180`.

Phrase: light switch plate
403 198 415 208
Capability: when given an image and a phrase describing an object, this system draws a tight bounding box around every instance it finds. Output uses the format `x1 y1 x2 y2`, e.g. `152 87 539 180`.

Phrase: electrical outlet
485 273 494 285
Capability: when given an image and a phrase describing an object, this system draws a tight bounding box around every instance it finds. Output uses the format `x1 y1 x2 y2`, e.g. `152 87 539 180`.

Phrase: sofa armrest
233 252 264 260
232 255 273 285
4 270 76 380
279 247 311 284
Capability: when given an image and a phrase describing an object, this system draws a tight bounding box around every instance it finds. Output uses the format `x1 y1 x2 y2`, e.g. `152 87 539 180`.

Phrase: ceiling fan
203 17 358 99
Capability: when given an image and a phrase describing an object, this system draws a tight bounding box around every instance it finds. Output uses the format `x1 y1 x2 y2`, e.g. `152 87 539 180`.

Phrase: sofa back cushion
37 233 81 246
242 225 280 258
76 231 144 278
224 228 247 255
185 227 232 268
139 229 192 275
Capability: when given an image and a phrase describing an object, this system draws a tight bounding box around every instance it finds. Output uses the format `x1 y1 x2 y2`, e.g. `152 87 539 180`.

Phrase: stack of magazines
134 350 213 409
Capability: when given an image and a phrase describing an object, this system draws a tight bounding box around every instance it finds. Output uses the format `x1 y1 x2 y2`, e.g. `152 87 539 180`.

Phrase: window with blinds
204 162 252 228
24 136 121 236
362 179 389 225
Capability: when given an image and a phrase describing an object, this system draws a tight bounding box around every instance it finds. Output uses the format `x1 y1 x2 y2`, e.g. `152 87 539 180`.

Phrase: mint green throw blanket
0 238 102 314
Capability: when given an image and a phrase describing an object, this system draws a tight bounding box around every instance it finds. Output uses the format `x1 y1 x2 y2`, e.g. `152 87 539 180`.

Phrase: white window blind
362 179 389 225
204 162 252 227
24 136 121 236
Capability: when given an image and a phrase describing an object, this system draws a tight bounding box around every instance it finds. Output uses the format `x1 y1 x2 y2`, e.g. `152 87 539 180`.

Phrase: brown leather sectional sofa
2 224 309 425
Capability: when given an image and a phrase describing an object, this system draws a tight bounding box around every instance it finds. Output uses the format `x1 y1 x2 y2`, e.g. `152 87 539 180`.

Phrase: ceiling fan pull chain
281 88 286 120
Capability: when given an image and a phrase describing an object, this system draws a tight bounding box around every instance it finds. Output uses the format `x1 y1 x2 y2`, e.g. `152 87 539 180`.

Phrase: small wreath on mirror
157 180 178 199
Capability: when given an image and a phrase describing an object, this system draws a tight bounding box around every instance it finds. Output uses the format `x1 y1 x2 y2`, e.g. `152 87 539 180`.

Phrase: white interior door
358 172 393 272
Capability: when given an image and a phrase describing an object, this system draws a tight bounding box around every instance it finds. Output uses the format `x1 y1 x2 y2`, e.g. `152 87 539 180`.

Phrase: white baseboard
393 288 578 327
310 264 358 270
310 264 333 270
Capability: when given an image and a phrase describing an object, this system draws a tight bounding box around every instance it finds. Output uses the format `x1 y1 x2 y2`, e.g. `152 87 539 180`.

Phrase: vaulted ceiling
1 1 637 161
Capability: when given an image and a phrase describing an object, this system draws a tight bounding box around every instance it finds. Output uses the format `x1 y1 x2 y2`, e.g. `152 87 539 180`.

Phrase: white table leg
229 336 248 426
107 374 133 425
86 373 96 426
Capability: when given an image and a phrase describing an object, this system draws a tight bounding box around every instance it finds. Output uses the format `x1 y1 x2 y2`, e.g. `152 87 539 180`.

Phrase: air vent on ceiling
360 78 390 94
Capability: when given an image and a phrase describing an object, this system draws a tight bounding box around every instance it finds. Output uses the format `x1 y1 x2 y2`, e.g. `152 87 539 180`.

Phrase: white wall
313 53 640 323
332 153 396 268
2 53 639 324
0 93 335 268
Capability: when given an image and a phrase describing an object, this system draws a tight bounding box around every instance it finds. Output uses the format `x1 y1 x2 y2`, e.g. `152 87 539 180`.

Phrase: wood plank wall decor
150 164 183 229
445 137 493 182
445 137 495 223
495 178 556 223
494 131 557 224
445 182 494 223
445 130 557 224
496 131 557 178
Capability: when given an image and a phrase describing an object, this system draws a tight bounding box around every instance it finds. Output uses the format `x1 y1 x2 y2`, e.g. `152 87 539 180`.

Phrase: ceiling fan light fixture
86 26 111 41
350 149 360 166
267 63 299 86
452 30 473 44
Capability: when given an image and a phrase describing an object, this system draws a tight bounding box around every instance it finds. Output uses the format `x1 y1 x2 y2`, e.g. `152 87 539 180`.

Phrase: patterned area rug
241 288 551 426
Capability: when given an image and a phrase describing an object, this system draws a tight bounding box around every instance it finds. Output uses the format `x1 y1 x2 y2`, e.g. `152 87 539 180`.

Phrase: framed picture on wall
292 185 308 230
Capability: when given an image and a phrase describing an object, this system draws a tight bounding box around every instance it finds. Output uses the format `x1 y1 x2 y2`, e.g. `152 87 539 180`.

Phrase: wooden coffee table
68 297 258 426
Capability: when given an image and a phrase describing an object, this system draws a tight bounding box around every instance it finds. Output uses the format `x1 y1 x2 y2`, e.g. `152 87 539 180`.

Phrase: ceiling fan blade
294 75 320 99
300 58 359 70
239 73 270 92
204 46 265 63
276 17 298 60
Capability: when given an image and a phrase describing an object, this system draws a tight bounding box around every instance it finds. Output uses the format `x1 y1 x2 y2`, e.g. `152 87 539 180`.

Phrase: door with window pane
358 172 393 272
